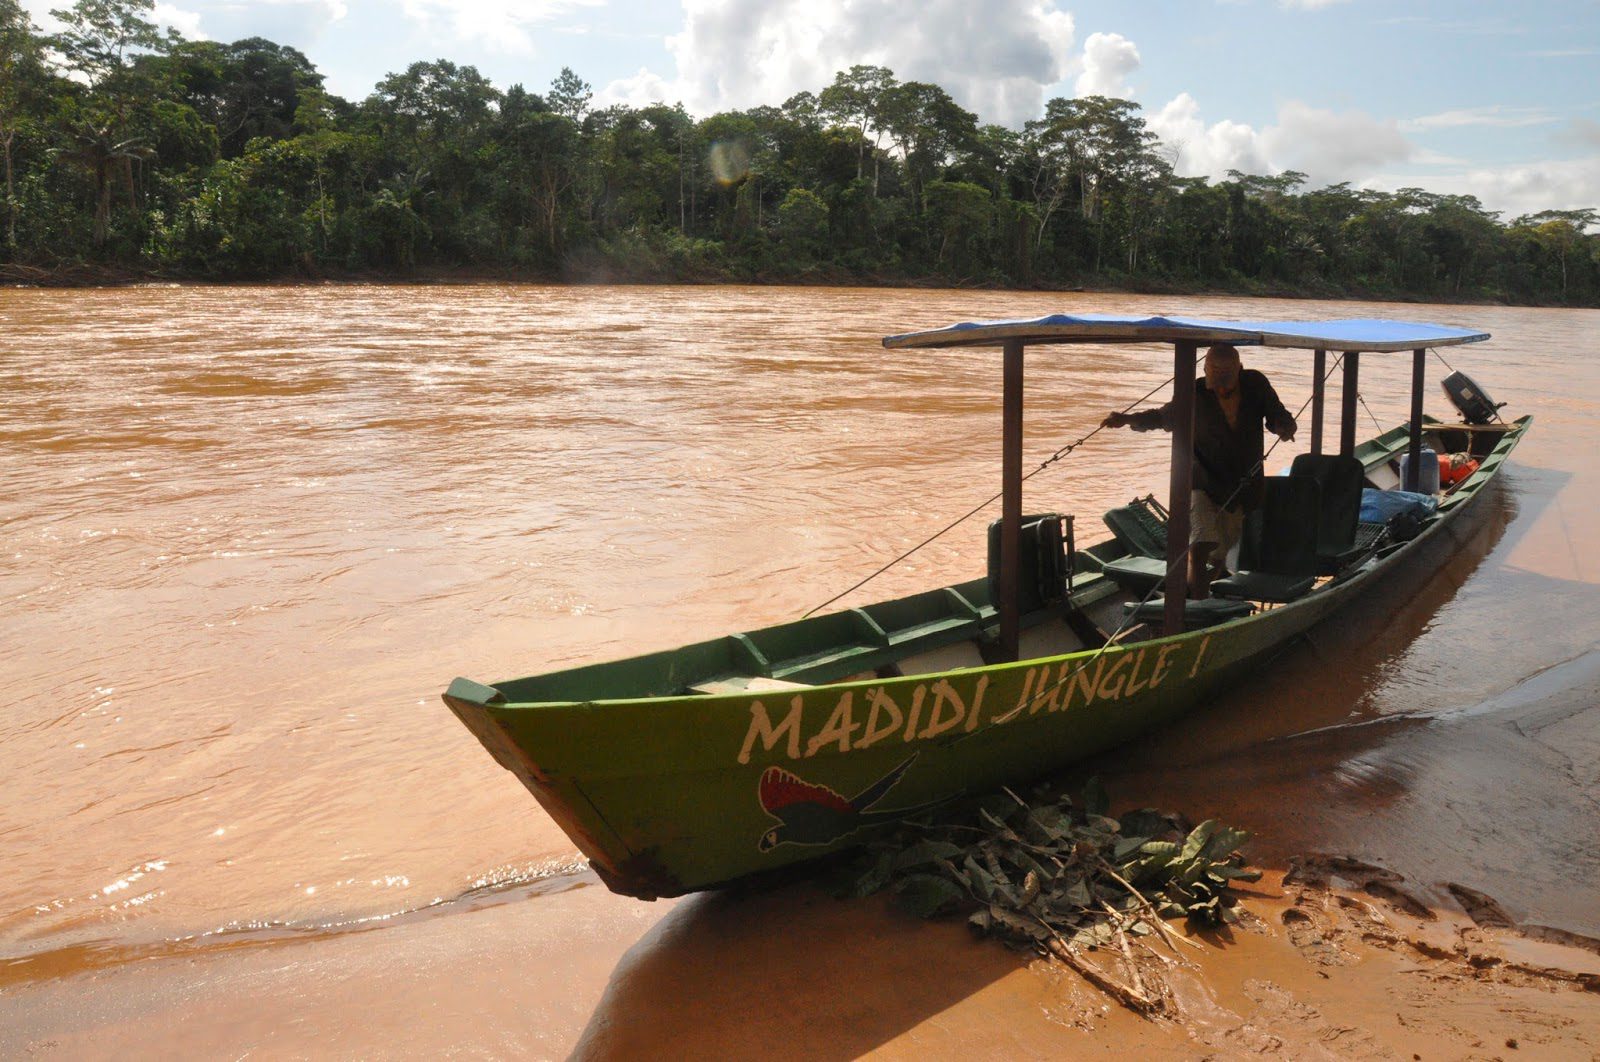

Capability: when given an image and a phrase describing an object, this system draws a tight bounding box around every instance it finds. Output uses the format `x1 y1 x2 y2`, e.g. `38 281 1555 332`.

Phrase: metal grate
1353 522 1386 550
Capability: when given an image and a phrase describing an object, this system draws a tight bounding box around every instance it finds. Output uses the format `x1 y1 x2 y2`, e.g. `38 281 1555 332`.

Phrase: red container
1439 452 1479 487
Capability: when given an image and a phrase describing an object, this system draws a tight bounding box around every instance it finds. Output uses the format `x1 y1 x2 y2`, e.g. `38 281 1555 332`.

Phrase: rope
1358 392 1384 432
1033 375 1178 472
799 361 1196 619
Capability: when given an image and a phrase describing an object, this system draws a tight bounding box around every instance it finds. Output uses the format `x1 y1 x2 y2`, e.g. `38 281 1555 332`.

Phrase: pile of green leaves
838 780 1261 953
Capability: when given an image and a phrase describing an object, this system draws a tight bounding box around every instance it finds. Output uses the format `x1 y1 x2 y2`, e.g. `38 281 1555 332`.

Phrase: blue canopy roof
882 313 1490 353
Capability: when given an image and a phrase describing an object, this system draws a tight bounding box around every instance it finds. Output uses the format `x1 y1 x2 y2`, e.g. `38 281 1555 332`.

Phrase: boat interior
490 416 1522 707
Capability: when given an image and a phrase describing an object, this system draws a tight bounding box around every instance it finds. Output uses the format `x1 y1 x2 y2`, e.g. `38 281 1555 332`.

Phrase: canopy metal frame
884 316 1485 649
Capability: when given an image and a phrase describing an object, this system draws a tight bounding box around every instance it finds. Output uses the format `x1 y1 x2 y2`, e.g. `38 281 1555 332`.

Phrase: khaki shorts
1190 490 1244 570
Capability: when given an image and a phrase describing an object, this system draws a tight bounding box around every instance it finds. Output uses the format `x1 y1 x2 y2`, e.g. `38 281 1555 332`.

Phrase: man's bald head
1205 343 1242 397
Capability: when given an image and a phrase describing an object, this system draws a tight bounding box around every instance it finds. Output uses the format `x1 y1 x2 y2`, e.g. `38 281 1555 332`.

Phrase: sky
20 0 1600 219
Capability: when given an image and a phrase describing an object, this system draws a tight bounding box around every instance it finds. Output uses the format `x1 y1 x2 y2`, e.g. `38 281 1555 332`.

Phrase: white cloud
152 3 207 39
398 0 601 54
1150 95 1414 185
1410 148 1470 167
1400 106 1558 131
1073 32 1138 98
1370 156 1600 219
1154 94 1598 218
596 66 677 110
1262 101 1414 180
1148 92 1269 176
18 0 63 31
1279 0 1349 8
258 0 350 21
601 0 1076 126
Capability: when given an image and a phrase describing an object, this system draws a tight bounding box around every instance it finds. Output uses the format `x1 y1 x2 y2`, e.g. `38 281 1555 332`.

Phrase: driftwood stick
1110 912 1150 1001
1046 935 1161 1017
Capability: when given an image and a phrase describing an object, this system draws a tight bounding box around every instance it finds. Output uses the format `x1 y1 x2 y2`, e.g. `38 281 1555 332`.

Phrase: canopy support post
1310 348 1326 456
1164 342 1197 637
1339 351 1361 456
1406 346 1426 490
999 339 1024 662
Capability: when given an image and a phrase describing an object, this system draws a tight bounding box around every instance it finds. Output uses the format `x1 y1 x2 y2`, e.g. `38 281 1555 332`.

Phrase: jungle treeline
3 0 1597 303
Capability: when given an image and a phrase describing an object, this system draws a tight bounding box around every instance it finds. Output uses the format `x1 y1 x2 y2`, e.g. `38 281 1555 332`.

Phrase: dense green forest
3 0 1597 302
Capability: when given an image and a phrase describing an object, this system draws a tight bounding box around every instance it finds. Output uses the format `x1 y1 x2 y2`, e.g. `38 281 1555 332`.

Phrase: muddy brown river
2 285 1597 1052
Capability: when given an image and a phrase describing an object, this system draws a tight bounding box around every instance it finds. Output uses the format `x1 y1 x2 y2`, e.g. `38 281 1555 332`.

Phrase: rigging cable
1358 391 1384 433
800 362 1194 619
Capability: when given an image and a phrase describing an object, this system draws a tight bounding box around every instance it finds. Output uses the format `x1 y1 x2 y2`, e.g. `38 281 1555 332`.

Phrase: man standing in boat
1100 343 1296 597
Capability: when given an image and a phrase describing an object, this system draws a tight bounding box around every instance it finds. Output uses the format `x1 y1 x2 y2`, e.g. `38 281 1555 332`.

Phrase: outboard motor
1440 370 1504 425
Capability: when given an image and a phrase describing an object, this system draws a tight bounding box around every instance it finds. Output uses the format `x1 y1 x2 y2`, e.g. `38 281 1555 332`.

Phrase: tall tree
878 80 978 207
1512 208 1599 299
49 0 172 247
819 64 895 187
547 67 591 124
161 37 323 157
366 59 501 258
494 88 579 258
0 0 46 250
48 0 167 87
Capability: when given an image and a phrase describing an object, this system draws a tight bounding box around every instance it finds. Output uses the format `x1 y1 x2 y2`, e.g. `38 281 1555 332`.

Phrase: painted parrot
756 753 923 851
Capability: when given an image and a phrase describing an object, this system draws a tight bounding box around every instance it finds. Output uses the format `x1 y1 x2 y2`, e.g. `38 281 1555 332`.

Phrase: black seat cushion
1242 475 1321 574
1212 571 1316 603
1291 453 1365 572
1102 554 1168 594
1125 597 1255 630
1224 475 1322 603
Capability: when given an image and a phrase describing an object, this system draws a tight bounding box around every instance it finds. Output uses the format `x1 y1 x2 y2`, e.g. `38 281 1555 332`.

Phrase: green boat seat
986 513 1069 614
1101 554 1169 594
1100 495 1174 593
1291 453 1366 573
1213 475 1322 604
1124 597 1255 630
1102 495 1168 559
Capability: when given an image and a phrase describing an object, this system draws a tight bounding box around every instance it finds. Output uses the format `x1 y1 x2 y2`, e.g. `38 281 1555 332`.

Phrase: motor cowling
1440 370 1504 425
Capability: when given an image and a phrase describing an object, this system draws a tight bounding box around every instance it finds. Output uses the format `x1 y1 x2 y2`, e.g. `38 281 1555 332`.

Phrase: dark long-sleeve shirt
1126 369 1296 509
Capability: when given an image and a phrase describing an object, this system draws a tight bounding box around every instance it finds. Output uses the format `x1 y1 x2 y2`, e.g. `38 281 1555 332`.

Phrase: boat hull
444 417 1529 899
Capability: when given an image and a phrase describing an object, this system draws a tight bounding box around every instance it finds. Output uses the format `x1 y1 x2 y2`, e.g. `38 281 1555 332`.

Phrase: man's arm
1102 404 1171 432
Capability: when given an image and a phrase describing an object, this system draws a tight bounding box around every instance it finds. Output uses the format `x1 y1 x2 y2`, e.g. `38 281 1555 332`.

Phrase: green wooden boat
443 314 1529 899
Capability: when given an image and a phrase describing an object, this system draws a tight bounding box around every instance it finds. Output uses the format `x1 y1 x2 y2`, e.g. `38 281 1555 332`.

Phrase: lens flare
708 140 752 185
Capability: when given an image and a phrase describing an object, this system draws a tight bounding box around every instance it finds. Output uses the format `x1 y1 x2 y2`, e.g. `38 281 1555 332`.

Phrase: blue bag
1359 488 1438 525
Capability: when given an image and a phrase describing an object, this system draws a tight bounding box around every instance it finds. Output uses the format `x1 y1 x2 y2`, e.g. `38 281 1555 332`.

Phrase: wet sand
7 857 1597 1059
4 288 1598 1057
